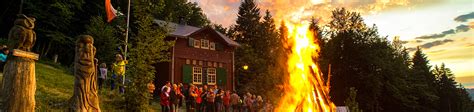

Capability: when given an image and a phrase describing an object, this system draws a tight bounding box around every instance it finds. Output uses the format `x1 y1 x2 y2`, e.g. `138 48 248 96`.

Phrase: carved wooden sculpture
8 14 36 52
69 35 101 112
1 14 37 112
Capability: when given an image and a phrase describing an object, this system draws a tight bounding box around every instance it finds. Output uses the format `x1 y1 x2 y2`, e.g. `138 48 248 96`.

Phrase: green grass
35 62 74 111
29 62 162 111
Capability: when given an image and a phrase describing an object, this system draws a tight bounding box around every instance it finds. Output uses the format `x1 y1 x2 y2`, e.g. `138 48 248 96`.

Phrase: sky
188 0 474 88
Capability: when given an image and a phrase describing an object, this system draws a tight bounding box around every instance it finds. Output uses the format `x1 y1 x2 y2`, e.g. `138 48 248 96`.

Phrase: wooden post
1 49 38 111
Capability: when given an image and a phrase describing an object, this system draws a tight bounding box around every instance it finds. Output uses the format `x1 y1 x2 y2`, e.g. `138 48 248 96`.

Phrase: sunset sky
188 0 474 88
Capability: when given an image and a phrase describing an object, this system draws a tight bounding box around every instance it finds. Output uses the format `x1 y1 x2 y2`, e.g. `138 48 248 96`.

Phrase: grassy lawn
0 61 163 111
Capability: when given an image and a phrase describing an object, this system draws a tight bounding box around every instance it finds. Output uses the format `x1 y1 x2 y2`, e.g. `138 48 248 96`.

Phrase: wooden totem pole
69 35 101 111
1 14 39 111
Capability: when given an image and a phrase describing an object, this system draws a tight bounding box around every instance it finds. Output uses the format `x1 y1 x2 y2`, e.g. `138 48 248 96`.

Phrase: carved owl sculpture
8 14 36 52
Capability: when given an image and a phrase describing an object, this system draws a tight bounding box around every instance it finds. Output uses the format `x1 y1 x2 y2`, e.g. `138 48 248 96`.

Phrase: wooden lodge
154 20 240 91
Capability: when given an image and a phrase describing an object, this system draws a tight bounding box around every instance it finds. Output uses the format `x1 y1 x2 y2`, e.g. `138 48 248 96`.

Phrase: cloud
454 12 474 22
416 24 472 39
420 39 454 49
456 24 470 32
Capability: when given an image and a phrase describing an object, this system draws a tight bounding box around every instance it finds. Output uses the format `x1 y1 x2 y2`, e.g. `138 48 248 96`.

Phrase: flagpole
121 0 131 90
124 0 130 60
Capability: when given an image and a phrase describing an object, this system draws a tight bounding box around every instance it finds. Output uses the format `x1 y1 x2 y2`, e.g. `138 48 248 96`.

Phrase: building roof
154 20 240 47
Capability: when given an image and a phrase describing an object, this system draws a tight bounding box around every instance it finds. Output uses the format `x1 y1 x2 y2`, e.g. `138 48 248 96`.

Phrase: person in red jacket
195 87 203 111
223 90 231 112
160 87 170 112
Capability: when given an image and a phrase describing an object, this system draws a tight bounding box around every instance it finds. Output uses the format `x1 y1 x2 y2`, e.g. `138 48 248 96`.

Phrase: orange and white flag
105 0 117 22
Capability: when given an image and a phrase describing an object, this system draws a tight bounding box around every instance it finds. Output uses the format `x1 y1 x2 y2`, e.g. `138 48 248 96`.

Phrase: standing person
223 90 231 112
169 84 180 112
200 85 208 112
206 88 216 112
0 47 9 72
215 89 224 112
230 91 240 112
98 63 107 89
250 95 256 112
173 84 184 111
262 100 273 112
148 82 156 104
161 87 170 112
178 83 184 108
186 84 198 112
161 81 171 95
244 93 253 112
112 54 127 93
195 87 203 112
254 96 264 112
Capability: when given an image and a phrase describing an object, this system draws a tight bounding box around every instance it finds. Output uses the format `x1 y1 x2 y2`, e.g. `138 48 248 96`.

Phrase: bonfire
276 22 336 112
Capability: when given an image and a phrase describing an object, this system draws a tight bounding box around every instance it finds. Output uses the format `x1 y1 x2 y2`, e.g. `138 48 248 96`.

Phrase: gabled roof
154 20 240 47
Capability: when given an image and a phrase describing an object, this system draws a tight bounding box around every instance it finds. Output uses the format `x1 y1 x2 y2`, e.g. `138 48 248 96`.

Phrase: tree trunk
43 40 52 57
1 57 36 111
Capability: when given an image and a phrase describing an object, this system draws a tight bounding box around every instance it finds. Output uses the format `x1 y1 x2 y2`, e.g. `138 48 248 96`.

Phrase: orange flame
276 22 335 112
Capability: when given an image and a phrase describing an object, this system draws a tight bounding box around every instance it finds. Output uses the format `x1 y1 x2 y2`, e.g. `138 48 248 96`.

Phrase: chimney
178 16 186 25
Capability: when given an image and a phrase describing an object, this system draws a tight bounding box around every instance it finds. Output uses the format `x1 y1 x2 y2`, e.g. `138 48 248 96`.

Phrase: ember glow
276 22 335 111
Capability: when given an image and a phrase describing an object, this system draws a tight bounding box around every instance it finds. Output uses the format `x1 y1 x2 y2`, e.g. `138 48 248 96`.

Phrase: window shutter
202 68 208 85
182 65 192 84
188 38 194 47
217 67 227 86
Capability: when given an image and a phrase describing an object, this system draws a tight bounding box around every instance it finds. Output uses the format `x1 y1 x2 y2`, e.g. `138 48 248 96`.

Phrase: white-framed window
193 67 202 84
194 40 201 48
210 42 216 50
201 39 209 49
207 68 216 85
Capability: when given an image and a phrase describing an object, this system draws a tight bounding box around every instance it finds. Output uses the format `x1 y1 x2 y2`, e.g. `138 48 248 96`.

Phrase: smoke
192 0 441 27
257 0 439 25
454 12 474 22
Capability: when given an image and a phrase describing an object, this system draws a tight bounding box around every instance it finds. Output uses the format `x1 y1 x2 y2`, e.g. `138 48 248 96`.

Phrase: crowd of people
158 81 274 112
95 53 276 112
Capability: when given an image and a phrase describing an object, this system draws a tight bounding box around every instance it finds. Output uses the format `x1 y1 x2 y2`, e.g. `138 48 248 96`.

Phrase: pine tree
409 47 439 111
345 87 363 112
235 0 261 44
85 16 118 64
434 64 474 112
125 0 174 111
233 0 264 93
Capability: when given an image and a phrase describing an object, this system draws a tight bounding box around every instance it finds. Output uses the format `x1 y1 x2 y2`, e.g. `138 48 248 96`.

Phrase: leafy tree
156 0 210 27
2 0 107 65
124 0 173 111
